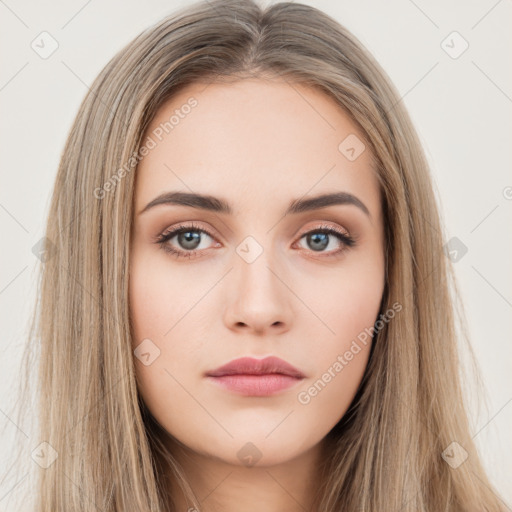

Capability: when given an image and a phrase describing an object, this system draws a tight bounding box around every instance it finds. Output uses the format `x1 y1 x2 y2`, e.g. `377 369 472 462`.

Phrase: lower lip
206 374 303 396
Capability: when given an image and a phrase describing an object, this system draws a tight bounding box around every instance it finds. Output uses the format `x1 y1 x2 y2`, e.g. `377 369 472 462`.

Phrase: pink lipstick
205 356 305 396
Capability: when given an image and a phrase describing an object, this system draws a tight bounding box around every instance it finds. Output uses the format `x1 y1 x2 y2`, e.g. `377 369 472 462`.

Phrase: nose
223 251 293 336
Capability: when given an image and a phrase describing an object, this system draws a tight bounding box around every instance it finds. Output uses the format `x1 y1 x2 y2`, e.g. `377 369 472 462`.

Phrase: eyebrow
139 190 371 218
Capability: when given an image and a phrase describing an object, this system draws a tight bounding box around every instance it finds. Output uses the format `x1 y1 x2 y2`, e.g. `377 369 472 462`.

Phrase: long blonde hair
6 0 507 510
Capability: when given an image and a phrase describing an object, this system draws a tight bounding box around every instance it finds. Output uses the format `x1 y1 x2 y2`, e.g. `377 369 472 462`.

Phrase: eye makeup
152 221 357 260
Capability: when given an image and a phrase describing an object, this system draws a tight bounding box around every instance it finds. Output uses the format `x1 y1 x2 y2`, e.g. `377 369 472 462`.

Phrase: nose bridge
224 232 293 333
235 233 284 300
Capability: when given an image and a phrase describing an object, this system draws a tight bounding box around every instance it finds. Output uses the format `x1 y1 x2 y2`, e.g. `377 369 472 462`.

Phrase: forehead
135 78 380 219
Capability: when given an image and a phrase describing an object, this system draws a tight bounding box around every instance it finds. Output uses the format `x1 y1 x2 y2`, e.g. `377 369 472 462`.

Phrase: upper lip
206 356 305 378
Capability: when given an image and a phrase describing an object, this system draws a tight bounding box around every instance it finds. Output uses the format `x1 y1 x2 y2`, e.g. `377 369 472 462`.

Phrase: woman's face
130 78 385 467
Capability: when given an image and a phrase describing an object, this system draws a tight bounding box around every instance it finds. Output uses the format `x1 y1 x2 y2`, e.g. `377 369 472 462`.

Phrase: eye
295 224 356 257
154 222 356 260
154 222 219 260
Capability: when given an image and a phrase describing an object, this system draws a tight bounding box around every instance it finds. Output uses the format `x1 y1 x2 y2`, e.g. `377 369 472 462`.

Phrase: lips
205 356 305 378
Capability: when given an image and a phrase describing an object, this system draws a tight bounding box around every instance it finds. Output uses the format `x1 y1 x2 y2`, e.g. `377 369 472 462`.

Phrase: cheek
129 249 213 415
293 255 383 411
129 248 205 345
129 257 198 438
302 250 384 345
295 342 370 433
293 303 378 426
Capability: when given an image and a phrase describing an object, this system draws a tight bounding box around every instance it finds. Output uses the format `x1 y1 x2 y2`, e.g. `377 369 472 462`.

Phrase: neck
159 435 327 512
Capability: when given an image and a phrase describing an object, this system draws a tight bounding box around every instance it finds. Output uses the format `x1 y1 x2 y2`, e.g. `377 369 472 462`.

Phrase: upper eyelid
161 224 212 236
159 221 350 239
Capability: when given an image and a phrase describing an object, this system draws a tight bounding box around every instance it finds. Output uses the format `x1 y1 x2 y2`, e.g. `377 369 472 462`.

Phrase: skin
129 78 385 511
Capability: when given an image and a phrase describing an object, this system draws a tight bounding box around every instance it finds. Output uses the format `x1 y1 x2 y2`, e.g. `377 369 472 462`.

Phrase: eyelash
154 221 356 260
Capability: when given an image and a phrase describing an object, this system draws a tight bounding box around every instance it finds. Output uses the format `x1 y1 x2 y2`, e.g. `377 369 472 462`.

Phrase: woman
11 0 507 510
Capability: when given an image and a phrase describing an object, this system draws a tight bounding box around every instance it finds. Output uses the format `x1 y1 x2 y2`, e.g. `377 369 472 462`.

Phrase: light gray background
0 0 511 508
